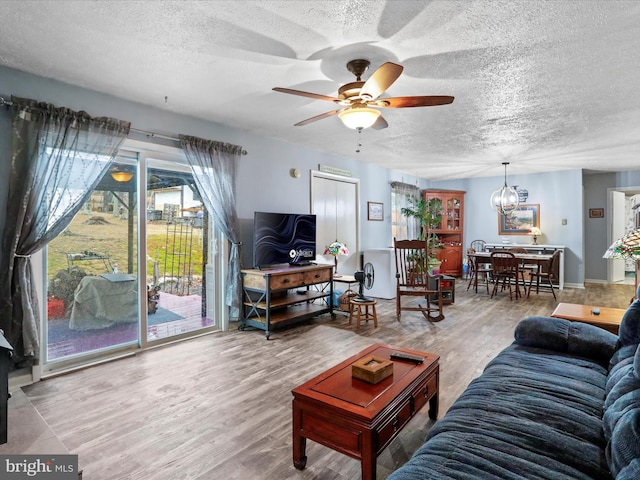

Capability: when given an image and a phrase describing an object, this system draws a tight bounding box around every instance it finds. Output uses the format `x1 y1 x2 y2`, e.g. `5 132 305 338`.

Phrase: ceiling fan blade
360 62 404 100
294 109 340 126
377 96 454 108
371 115 388 130
273 87 340 103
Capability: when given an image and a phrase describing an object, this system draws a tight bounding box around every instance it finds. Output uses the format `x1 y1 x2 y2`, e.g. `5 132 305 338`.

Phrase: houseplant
401 196 444 272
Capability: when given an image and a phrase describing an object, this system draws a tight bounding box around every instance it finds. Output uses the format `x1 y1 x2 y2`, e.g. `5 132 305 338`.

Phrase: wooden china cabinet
423 189 465 277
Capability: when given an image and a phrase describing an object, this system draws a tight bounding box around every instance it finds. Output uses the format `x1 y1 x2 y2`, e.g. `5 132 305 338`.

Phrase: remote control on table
390 351 424 364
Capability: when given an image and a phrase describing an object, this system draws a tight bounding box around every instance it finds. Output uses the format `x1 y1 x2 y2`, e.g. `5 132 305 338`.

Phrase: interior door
311 173 359 276
611 190 626 283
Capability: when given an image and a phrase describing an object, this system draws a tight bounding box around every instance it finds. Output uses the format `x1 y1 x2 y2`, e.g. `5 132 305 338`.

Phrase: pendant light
489 162 519 216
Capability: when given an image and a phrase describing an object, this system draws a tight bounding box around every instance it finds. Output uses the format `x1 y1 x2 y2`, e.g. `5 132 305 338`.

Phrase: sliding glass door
43 145 221 370
144 159 215 341
45 157 139 361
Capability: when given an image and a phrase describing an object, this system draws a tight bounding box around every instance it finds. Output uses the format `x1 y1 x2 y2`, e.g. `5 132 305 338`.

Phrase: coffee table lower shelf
291 343 439 480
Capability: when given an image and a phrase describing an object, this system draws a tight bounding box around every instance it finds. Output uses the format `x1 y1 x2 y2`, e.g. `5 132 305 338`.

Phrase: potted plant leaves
401 195 444 271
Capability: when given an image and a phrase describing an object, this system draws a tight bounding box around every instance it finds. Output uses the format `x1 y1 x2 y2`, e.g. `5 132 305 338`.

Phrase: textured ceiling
1 0 640 180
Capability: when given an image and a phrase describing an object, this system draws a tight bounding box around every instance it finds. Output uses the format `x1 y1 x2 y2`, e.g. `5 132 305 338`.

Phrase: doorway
44 156 140 362
608 187 640 285
144 159 215 342
311 172 360 276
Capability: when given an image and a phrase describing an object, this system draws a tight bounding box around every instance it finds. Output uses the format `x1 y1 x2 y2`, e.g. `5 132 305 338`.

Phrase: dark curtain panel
179 135 243 320
0 96 130 366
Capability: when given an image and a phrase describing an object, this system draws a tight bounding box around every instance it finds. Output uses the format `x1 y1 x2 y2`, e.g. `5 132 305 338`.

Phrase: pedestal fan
353 262 375 302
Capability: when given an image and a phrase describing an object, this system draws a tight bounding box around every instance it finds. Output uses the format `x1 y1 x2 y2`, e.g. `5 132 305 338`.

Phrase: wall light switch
562 219 567 225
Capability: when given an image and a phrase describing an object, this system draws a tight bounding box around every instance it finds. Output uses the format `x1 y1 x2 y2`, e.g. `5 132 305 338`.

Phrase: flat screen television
253 212 317 268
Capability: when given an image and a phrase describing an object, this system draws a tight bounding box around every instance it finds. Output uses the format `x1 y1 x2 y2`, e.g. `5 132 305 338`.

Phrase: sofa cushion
603 372 640 441
610 344 639 370
387 343 612 480
619 294 640 347
607 344 638 394
607 362 634 395
604 345 640 442
608 407 640 477
514 316 618 365
617 459 640 480
606 344 640 403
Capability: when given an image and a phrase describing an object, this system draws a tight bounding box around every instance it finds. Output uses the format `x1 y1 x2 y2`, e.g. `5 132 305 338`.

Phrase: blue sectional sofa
388 300 640 480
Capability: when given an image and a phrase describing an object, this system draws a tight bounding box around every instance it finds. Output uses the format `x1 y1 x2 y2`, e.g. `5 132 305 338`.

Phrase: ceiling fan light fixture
111 170 134 182
338 107 380 129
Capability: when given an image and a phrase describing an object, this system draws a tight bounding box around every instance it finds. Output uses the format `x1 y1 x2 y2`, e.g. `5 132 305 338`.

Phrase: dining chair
465 247 476 281
507 247 532 287
470 239 486 252
393 238 444 321
466 248 492 294
527 250 561 299
490 251 520 300
467 239 488 284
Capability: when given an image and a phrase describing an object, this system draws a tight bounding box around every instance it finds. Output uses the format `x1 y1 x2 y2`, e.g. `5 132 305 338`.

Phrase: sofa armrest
514 316 618 365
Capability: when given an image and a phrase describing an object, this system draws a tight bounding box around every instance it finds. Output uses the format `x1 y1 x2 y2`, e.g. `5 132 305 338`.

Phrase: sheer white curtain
0 96 129 366
179 135 245 320
391 181 420 240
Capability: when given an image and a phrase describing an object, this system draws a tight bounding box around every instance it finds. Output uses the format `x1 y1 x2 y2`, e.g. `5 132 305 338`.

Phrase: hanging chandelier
489 162 519 216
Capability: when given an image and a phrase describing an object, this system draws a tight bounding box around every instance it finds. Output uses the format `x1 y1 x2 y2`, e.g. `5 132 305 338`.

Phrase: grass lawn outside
47 211 204 288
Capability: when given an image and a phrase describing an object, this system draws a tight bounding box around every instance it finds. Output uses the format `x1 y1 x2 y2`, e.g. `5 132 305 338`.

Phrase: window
391 182 420 240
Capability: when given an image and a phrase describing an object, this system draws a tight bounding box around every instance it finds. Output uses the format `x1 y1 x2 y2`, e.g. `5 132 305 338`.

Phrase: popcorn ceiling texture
1 0 639 180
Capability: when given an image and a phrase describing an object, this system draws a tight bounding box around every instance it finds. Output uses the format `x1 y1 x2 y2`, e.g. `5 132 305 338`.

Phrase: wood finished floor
23 281 634 480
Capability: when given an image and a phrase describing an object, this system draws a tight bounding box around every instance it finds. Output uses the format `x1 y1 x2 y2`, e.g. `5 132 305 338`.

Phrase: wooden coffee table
551 302 626 334
292 343 439 480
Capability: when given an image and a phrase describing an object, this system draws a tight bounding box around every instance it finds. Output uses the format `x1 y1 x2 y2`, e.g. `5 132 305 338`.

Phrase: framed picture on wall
368 201 383 221
498 204 540 235
589 208 604 218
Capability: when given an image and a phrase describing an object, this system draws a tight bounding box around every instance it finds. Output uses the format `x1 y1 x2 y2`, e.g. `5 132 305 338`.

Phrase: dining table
468 251 554 299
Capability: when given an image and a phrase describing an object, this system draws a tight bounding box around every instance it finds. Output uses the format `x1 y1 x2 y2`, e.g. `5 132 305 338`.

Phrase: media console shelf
240 264 334 339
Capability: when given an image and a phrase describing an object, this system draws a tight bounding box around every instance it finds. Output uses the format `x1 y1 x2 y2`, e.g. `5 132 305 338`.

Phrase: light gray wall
1 64 638 286
429 169 585 286
0 65 405 270
584 171 640 281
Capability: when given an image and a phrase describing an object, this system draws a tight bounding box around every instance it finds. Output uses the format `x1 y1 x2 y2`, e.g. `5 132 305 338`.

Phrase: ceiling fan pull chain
356 127 363 153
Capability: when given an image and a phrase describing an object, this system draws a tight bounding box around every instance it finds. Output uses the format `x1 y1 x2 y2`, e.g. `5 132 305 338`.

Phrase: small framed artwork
589 208 604 218
367 201 383 221
498 204 540 235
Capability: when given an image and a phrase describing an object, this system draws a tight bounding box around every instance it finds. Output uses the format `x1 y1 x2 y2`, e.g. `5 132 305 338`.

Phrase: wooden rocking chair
393 238 445 322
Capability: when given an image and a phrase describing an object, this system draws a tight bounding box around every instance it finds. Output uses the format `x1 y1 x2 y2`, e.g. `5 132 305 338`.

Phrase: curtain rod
0 96 247 155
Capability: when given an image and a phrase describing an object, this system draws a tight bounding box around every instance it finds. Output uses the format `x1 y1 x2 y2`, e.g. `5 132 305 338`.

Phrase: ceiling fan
273 59 454 130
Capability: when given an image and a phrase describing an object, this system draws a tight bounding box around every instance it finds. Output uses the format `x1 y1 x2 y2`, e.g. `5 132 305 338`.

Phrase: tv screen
253 212 316 268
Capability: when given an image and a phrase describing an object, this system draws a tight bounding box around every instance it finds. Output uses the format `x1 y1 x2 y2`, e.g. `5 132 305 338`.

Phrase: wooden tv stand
240 264 334 339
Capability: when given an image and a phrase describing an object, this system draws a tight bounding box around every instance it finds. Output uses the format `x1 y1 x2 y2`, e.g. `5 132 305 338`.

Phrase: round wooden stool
348 299 378 328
